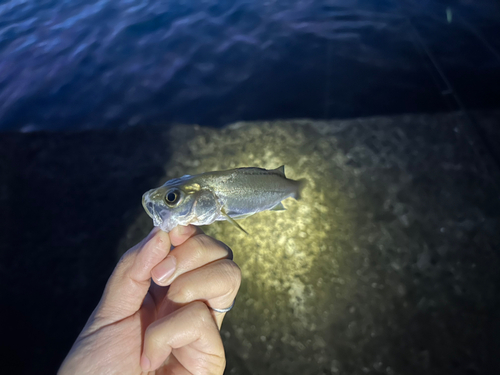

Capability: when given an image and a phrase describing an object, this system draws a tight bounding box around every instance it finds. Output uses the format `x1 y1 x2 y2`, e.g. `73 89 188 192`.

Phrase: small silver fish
142 166 306 233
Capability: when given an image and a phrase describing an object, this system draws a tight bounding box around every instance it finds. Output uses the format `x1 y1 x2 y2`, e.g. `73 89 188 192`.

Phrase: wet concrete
1 112 500 374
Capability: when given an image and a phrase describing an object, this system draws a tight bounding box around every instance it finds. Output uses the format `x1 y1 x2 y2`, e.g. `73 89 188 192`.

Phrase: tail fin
294 178 307 200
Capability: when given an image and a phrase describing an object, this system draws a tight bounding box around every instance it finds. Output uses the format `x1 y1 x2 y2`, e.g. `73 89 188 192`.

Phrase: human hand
59 225 241 374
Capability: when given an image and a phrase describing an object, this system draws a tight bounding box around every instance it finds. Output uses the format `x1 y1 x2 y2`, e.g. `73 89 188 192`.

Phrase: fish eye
165 189 181 205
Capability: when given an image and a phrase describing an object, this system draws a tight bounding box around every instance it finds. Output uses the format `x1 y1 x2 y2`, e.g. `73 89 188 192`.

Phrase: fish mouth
142 193 164 227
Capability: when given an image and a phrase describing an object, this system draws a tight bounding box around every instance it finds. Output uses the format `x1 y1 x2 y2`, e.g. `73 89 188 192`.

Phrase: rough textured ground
1 112 500 374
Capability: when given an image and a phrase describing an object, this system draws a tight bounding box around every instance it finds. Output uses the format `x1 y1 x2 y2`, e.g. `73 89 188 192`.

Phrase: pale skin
59 225 241 375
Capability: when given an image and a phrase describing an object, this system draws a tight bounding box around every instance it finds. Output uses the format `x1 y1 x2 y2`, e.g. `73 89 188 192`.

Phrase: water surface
0 0 499 131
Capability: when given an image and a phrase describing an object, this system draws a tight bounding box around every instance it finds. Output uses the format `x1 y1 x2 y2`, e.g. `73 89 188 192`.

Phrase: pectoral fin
231 213 253 220
221 207 249 235
270 202 286 211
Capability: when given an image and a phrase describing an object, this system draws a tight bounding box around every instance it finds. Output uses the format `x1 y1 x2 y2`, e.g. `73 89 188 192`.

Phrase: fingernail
140 354 151 371
152 256 176 284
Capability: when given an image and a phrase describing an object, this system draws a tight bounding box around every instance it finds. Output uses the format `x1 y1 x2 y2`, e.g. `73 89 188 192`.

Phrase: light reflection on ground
120 116 500 375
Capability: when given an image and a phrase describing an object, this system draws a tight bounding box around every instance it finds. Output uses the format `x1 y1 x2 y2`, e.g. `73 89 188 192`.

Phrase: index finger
169 225 205 247
152 230 232 287
147 225 207 305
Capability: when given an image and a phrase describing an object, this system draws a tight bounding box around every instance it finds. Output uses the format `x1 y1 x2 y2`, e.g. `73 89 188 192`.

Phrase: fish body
142 166 305 233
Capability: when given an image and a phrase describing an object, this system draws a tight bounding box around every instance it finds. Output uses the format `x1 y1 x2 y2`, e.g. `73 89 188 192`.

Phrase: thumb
87 227 172 331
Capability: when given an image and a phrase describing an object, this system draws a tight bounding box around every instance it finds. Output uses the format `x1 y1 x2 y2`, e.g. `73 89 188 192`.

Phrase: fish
142 166 306 234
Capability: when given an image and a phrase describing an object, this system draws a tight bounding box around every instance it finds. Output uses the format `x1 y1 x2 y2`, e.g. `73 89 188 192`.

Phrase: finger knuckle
189 300 211 322
190 235 232 262
216 240 233 260
192 353 226 375
219 260 242 295
190 234 214 255
167 280 194 303
145 322 164 347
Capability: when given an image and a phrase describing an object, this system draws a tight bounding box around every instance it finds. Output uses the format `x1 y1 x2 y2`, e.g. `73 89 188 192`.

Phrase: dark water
0 0 499 131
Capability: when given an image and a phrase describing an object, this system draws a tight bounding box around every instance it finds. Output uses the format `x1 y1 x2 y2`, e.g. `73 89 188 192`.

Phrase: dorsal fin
273 165 286 177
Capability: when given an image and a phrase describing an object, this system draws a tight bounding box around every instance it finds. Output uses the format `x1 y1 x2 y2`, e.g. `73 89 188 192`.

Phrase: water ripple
0 0 498 130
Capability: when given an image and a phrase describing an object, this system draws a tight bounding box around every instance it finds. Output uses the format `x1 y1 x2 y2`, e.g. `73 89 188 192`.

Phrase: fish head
142 177 219 232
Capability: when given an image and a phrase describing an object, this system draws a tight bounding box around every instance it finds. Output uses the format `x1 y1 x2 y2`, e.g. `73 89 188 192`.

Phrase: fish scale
142 166 306 233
